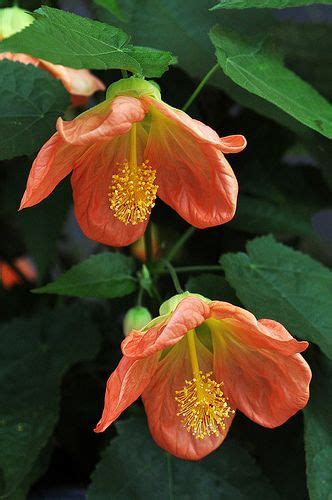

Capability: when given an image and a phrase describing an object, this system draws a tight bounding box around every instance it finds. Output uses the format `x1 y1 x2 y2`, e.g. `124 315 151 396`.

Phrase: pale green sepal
159 292 209 315
106 76 161 101
123 306 152 336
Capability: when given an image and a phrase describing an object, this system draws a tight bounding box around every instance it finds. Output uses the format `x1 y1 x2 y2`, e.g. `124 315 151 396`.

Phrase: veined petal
94 354 158 433
71 130 148 246
39 60 105 98
209 301 308 355
142 337 234 460
57 95 147 146
122 297 211 359
0 51 39 65
211 314 311 428
20 133 85 209
144 103 239 228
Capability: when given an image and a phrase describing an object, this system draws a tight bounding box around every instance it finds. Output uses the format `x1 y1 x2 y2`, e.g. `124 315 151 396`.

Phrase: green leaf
186 274 238 304
33 253 137 298
211 0 332 9
304 351 332 500
88 415 279 499
0 305 100 499
209 25 332 138
18 181 71 279
221 235 332 359
0 6 174 77
93 0 125 21
0 60 69 160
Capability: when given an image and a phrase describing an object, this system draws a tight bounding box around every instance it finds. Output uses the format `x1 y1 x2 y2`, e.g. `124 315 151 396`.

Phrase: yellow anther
108 123 158 225
175 331 234 440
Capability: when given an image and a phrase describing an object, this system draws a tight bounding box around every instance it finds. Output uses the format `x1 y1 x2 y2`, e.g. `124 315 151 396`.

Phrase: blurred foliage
0 0 331 498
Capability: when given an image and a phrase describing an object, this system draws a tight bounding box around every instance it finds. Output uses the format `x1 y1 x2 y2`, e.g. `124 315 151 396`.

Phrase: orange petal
20 133 85 209
219 134 247 153
57 95 147 146
94 354 158 433
143 100 239 228
0 256 37 289
71 133 148 246
122 297 211 359
39 60 105 99
142 337 234 460
0 51 39 65
209 307 311 428
209 301 308 355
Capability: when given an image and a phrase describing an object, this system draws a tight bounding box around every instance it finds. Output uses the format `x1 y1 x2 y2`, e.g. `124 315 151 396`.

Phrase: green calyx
0 6 33 40
106 77 161 102
159 292 209 315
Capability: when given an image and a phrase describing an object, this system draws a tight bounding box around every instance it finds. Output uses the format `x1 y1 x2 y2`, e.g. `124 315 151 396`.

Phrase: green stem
166 226 195 263
144 223 153 269
136 286 144 307
182 63 219 112
157 264 222 275
162 260 183 294
121 69 129 78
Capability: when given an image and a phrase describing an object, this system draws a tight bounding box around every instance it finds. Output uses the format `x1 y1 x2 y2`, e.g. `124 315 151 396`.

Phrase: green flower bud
159 292 209 315
123 306 152 336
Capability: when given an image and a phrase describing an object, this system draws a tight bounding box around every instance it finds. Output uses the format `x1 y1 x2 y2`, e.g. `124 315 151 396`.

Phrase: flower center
109 123 158 225
175 330 234 440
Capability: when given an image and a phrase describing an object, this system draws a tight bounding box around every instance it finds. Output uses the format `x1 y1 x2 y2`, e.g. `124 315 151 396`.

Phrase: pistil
175 330 234 439
109 123 158 225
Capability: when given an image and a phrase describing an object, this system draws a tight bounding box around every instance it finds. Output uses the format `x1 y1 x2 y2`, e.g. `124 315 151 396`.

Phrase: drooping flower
0 6 105 106
0 256 37 289
94 293 311 460
20 77 246 246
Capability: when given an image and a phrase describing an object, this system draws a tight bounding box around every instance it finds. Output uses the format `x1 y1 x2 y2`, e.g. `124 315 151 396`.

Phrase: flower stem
182 63 220 112
157 264 222 275
136 286 144 307
166 226 195 263
144 223 153 269
121 70 129 78
162 259 183 294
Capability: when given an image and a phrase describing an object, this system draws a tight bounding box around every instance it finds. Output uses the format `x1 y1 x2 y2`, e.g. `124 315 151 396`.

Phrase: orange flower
94 293 311 460
0 256 37 289
20 78 246 247
131 223 159 261
0 7 105 107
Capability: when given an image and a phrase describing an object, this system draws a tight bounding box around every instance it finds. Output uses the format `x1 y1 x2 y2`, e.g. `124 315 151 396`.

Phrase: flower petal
20 133 85 209
71 132 148 246
94 354 158 433
0 51 39 65
219 134 247 153
209 301 308 355
57 95 147 146
144 102 239 228
211 315 311 428
142 337 234 460
122 297 211 359
39 60 105 98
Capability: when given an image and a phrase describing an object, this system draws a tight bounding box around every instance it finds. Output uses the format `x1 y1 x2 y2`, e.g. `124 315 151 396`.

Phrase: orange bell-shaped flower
20 78 246 247
94 293 311 460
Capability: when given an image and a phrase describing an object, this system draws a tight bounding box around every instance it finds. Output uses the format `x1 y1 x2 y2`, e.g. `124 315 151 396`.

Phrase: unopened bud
123 306 152 336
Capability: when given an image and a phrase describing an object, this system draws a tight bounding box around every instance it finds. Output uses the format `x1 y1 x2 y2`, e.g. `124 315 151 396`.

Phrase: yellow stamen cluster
109 160 158 225
175 370 234 439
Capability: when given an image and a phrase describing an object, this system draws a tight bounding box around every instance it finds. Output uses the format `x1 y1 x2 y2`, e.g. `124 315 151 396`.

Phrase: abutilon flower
0 256 37 289
0 6 105 106
20 78 246 247
94 293 311 460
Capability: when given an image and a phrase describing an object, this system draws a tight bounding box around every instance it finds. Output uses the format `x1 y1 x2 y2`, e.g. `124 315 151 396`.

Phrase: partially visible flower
20 77 246 247
123 306 152 336
131 223 159 262
0 256 37 289
0 7 105 107
95 292 311 460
